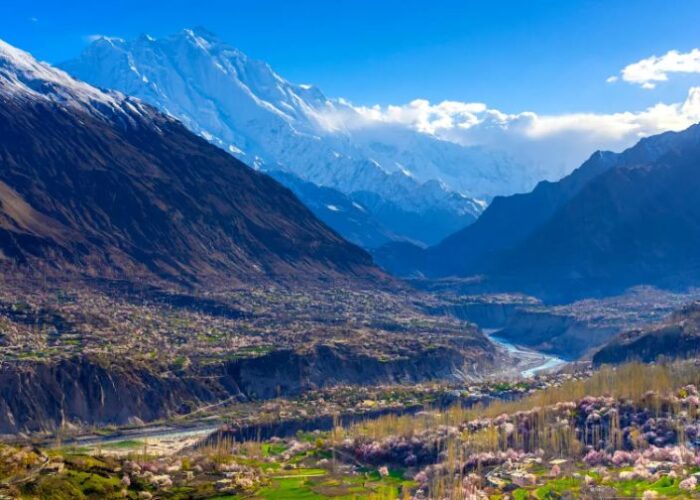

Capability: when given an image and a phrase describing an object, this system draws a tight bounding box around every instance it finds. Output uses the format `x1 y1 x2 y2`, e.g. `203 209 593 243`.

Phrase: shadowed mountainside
0 39 384 287
593 302 700 365
377 124 700 300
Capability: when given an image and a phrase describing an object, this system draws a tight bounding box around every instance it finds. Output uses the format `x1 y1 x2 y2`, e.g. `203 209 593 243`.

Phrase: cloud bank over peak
324 87 700 180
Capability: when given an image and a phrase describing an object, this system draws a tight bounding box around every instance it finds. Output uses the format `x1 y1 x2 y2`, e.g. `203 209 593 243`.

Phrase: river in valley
484 329 568 377
51 332 569 453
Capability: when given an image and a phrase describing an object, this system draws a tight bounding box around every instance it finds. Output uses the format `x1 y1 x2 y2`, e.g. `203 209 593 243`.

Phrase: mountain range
60 28 538 247
377 122 700 300
0 38 383 286
7 30 700 305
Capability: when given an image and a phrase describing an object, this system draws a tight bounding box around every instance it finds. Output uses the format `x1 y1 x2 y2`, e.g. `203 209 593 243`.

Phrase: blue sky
2 0 700 115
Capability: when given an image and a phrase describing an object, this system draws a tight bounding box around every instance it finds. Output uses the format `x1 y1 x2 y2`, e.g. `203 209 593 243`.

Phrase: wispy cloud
608 48 700 89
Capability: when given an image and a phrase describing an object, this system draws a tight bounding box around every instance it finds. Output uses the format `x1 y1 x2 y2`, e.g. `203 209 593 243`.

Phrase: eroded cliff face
0 345 479 434
0 358 207 434
496 310 619 359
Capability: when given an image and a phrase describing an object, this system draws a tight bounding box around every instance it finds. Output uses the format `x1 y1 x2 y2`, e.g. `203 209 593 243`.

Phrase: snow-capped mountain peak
61 29 539 244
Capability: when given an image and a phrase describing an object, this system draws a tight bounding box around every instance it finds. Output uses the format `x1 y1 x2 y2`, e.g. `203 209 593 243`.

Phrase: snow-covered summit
66 29 336 134
61 30 493 214
60 29 548 242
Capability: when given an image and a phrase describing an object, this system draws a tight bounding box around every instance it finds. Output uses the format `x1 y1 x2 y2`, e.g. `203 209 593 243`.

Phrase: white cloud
611 48 700 89
354 99 488 134
325 87 700 180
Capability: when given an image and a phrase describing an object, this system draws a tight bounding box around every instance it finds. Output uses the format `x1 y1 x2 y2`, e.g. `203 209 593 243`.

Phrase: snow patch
473 198 488 210
0 37 128 118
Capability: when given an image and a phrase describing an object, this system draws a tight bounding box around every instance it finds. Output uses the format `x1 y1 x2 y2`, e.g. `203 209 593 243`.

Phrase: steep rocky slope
0 38 382 285
494 125 700 298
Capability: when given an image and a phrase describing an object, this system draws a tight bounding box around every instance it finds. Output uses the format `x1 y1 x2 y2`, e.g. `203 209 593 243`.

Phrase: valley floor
3 361 700 498
2 278 700 498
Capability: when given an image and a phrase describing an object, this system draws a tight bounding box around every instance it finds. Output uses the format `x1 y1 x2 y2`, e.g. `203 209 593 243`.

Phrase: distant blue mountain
377 123 700 300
